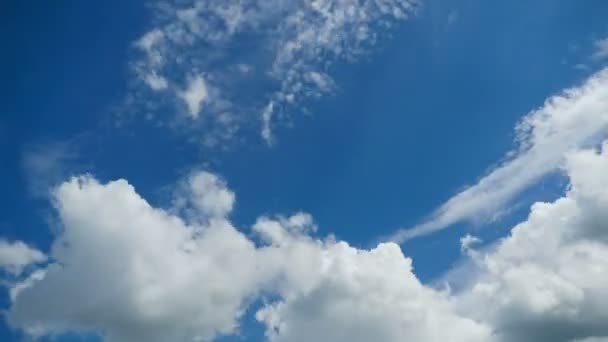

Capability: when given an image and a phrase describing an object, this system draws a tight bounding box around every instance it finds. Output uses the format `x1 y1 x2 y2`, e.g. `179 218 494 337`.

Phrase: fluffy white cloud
8 175 264 342
254 144 608 342
391 68 608 242
172 170 235 220
6 144 608 342
455 144 608 342
0 240 45 275
130 0 418 143
255 241 491 342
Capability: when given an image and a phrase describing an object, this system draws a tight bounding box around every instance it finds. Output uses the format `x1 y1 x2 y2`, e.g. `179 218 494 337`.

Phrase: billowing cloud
456 144 608 342
8 174 265 342
255 240 491 342
0 240 45 275
390 68 608 242
6 143 608 342
129 0 419 143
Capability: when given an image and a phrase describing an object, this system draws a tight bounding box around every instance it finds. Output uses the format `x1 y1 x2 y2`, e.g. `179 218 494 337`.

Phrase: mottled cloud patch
128 0 419 144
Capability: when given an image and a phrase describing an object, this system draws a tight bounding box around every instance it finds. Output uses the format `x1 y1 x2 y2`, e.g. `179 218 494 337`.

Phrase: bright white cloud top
5 142 608 341
129 0 419 144
390 67 608 242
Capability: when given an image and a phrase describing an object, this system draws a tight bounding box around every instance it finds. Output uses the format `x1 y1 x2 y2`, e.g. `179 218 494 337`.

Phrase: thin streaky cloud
390 68 608 242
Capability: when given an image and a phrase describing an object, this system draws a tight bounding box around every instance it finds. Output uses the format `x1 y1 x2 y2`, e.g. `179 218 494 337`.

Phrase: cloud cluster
456 144 608 342
390 67 608 242
130 0 418 144
5 143 608 341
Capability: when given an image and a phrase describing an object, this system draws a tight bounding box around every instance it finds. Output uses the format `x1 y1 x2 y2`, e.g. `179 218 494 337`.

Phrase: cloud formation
0 240 45 276
8 174 264 341
390 67 608 242
5 143 608 341
456 144 608 342
130 0 418 143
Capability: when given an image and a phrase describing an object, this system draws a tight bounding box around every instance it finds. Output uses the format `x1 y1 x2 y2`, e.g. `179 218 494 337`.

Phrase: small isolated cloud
178 75 209 118
6 143 608 341
128 0 419 144
390 67 608 242
0 240 46 275
592 37 608 62
172 170 235 220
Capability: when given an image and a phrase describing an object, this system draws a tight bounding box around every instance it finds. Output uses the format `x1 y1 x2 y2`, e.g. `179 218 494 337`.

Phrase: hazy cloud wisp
390 68 608 242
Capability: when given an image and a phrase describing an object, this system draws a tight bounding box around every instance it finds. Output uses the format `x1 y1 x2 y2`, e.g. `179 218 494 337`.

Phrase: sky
2 0 608 341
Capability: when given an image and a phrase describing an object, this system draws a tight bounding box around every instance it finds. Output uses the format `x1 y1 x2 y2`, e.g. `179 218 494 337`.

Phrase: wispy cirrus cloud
128 0 419 145
390 68 608 242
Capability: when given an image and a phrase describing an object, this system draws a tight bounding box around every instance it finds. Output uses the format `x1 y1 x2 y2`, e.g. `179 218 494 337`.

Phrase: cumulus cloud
8 174 264 342
172 170 235 220
6 143 608 342
255 241 491 342
390 68 608 242
130 0 418 143
0 240 46 275
456 144 608 342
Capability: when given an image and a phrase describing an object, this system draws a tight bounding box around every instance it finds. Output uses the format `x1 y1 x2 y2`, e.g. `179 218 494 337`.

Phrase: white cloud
172 170 235 220
8 174 265 342
390 68 608 242
178 76 209 118
6 144 608 341
134 29 168 91
255 144 608 342
255 240 492 342
261 101 275 144
455 144 608 342
0 240 46 275
131 0 418 143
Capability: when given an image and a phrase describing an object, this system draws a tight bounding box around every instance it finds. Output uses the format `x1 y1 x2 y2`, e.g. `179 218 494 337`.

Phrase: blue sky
2 1 608 341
